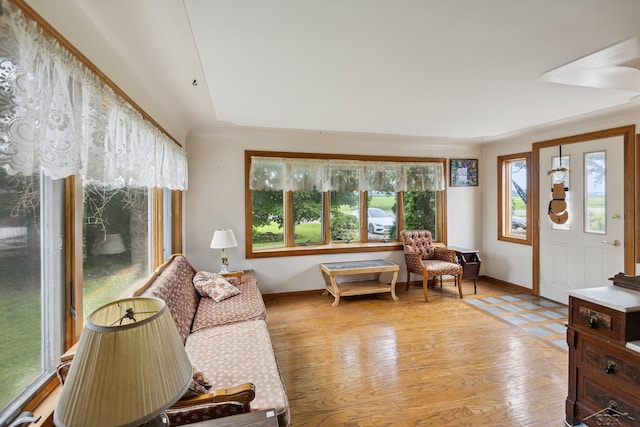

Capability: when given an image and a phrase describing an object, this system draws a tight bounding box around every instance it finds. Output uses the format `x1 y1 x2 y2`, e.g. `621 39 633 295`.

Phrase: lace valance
249 157 445 192
0 0 188 190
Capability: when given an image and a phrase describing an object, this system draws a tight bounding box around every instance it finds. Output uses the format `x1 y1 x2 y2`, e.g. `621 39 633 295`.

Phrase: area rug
464 294 568 350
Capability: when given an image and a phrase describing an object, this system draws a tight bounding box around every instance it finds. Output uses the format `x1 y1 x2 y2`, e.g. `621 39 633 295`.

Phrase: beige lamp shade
209 229 238 249
54 297 192 427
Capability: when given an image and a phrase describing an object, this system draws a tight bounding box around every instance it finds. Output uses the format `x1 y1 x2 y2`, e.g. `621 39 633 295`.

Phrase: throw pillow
192 367 211 388
182 367 212 399
224 275 241 286
193 271 241 302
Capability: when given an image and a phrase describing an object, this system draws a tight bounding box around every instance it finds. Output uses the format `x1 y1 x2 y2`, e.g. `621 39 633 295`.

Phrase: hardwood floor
263 279 568 427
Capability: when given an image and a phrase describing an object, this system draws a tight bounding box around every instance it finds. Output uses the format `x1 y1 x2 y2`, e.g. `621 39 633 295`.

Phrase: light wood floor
263 278 568 427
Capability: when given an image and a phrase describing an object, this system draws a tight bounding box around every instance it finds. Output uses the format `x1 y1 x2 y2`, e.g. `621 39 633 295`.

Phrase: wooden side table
445 247 481 294
184 409 278 427
222 269 255 282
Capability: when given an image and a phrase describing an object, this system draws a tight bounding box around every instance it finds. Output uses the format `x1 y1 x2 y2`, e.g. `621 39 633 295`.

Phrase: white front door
538 136 625 304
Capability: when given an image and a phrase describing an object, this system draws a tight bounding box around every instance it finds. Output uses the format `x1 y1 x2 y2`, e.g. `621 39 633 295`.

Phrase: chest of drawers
566 286 640 426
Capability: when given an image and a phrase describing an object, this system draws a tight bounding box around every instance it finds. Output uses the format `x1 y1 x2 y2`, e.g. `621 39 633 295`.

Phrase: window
82 183 151 318
246 151 447 256
498 152 531 245
0 172 63 422
585 151 606 234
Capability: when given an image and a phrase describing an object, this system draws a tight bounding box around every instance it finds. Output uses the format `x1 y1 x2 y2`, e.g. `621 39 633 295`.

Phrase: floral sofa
132 254 290 426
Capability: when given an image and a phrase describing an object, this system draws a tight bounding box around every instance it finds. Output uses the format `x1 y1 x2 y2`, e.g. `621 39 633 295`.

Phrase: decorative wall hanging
450 159 478 187
547 146 569 224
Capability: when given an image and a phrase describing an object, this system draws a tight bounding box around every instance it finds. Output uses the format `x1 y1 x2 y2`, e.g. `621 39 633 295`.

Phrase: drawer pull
588 315 599 329
605 361 617 374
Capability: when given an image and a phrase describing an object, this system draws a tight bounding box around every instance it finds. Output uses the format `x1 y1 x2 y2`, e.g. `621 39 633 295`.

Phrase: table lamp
54 297 192 427
210 228 238 273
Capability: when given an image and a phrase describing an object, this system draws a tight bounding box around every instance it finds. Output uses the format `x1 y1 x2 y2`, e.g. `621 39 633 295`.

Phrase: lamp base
140 412 169 427
219 264 229 274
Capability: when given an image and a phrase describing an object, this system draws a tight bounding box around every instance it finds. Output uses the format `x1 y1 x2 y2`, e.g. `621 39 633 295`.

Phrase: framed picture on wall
450 159 478 187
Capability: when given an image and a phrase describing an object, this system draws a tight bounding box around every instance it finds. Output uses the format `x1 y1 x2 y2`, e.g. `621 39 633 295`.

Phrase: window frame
67 183 182 341
497 152 532 245
245 151 448 258
0 174 64 425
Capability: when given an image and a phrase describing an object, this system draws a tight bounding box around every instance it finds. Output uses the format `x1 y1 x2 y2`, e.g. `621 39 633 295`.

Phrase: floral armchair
400 230 463 302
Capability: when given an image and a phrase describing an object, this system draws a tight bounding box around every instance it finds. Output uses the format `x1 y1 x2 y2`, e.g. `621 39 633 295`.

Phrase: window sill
22 381 59 427
248 241 404 258
498 235 531 246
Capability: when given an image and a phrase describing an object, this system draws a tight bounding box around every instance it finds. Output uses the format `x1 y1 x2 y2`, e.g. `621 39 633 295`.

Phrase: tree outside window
82 184 150 318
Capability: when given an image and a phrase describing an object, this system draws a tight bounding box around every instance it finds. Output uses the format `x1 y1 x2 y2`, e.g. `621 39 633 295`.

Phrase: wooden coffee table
319 259 399 306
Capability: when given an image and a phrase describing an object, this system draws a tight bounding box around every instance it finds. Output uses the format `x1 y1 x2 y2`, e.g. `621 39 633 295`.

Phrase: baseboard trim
263 289 324 298
480 275 534 295
262 276 535 297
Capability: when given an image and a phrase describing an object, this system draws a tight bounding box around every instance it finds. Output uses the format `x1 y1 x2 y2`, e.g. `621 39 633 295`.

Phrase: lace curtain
0 1 188 190
249 157 445 192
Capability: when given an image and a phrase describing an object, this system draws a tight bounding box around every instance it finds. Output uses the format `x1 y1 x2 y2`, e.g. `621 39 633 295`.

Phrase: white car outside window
352 208 395 234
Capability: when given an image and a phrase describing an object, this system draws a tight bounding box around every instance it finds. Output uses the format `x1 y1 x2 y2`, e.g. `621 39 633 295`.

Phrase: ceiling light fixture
540 35 640 93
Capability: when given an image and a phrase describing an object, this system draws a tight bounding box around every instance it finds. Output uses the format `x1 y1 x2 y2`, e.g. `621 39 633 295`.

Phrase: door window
584 151 606 234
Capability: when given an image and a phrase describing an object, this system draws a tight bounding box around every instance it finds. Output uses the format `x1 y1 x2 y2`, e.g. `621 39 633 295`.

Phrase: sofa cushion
421 259 461 277
138 255 200 344
193 271 241 302
185 320 290 426
191 280 266 331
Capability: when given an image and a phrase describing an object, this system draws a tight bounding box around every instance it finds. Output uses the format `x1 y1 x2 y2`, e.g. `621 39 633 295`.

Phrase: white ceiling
27 0 640 141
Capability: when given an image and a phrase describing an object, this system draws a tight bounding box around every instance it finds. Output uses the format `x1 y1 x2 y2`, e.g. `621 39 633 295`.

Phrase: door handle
601 240 621 247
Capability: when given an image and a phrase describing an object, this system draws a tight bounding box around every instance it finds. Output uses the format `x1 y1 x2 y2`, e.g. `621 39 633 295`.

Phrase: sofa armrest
167 382 255 425
172 394 215 408
211 382 256 410
172 383 255 408
165 401 247 425
56 351 256 413
403 249 424 274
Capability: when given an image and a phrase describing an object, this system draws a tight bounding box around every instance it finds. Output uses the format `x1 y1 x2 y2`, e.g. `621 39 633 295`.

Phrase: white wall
481 103 640 290
186 103 640 295
184 125 481 294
